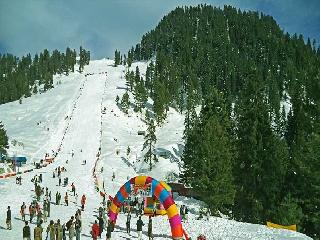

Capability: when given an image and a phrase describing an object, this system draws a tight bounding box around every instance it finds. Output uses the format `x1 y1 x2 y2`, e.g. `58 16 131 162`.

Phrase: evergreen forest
125 5 320 238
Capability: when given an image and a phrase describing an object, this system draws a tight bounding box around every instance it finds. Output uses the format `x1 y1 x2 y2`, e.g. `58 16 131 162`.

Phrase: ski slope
0 59 311 240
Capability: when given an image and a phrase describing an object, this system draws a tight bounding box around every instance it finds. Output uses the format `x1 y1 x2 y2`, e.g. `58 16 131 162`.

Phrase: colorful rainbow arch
109 176 185 239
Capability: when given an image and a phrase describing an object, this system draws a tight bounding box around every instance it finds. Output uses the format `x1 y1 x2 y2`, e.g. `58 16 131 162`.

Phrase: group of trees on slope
124 5 320 238
0 46 90 158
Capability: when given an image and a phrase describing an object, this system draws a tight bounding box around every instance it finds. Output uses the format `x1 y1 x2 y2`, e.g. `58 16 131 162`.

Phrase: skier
148 216 153 240
65 192 69 206
136 216 144 240
81 194 86 211
91 220 100 240
126 212 131 234
21 202 26 221
23 221 31 240
34 222 43 240
6 206 11 230
46 220 55 240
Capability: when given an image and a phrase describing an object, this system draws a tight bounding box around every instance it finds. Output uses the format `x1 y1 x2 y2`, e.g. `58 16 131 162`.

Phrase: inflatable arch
109 176 185 239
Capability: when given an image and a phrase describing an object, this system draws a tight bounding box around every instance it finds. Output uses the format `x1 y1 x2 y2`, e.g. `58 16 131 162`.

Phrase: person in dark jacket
126 212 131 234
23 221 31 240
75 218 81 240
106 220 112 240
136 216 144 240
6 206 11 230
147 216 153 240
98 215 104 237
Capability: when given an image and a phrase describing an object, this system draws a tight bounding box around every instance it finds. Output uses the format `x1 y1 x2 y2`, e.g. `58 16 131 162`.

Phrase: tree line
0 46 90 104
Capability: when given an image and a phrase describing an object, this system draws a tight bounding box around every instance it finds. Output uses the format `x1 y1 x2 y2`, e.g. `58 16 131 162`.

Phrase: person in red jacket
91 220 100 240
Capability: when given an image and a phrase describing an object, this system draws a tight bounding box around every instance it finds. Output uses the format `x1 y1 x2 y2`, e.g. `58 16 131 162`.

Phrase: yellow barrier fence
266 221 297 231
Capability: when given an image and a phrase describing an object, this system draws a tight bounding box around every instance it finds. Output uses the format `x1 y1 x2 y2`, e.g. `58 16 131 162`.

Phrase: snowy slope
0 59 311 240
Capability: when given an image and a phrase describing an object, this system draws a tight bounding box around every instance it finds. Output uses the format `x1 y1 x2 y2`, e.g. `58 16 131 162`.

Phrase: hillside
126 5 320 238
0 59 312 239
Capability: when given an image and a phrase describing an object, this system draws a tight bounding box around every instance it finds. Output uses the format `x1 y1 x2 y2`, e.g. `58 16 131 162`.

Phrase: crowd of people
3 154 206 240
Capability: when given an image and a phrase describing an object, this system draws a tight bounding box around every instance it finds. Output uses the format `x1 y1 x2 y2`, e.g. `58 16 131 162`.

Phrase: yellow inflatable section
266 221 297 231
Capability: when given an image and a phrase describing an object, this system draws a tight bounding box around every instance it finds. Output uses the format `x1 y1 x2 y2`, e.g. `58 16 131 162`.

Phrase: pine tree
115 95 120 105
181 88 235 213
120 91 130 114
234 69 289 223
114 50 121 66
0 122 8 156
142 113 157 170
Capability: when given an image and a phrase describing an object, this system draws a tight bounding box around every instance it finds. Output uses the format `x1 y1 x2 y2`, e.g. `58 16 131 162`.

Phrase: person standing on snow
148 216 153 240
62 224 67 240
81 194 86 211
21 202 26 221
180 205 185 220
46 220 55 240
91 220 100 240
68 216 75 240
58 175 62 186
37 210 43 225
106 220 112 240
47 200 51 217
23 221 31 240
185 206 189 221
43 201 48 223
136 216 144 240
98 214 104 238
29 203 35 223
65 192 69 206
34 222 43 240
6 206 12 230
71 183 76 196
56 219 63 240
75 217 82 240
126 212 131 234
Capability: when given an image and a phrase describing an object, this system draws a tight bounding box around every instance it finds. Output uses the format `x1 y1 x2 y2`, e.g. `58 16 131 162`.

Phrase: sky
0 0 319 59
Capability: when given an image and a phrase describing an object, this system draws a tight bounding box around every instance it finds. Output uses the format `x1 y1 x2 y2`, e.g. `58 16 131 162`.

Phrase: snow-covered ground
0 59 311 239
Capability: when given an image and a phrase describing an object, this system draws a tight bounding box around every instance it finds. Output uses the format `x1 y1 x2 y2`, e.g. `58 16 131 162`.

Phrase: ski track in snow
0 59 311 240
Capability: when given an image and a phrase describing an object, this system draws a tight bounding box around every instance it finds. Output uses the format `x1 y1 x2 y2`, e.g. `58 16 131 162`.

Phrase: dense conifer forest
124 5 320 238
